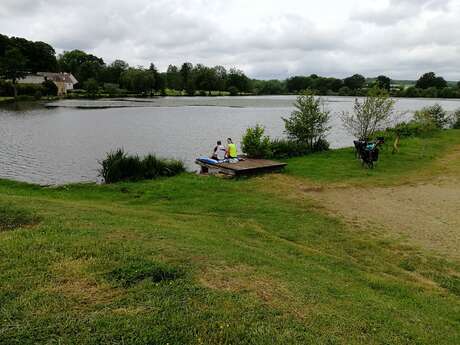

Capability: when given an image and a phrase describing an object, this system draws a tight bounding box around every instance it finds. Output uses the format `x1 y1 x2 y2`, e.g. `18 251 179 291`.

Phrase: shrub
16 83 45 96
283 93 331 149
340 87 396 140
452 109 460 129
269 138 329 159
383 121 437 139
414 104 449 129
42 80 58 96
99 148 184 183
269 139 311 158
241 124 272 158
0 203 39 231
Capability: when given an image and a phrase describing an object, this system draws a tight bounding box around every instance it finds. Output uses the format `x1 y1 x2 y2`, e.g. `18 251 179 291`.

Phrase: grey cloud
0 0 459 80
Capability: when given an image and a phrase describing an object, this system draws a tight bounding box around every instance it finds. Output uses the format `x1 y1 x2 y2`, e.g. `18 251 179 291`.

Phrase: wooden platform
195 158 287 176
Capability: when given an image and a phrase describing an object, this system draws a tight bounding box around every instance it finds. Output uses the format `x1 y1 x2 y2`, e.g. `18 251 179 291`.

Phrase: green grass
286 129 460 185
0 131 459 344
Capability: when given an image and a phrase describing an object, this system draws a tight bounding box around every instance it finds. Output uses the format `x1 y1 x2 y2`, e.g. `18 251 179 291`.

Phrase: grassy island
1 130 459 344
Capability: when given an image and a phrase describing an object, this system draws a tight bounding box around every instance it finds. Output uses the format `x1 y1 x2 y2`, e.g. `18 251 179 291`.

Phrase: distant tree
227 68 251 94
457 81 460 89
148 63 161 93
283 93 331 149
0 48 28 98
344 74 366 90
58 50 105 85
104 59 129 84
180 62 194 93
286 76 311 93
254 79 286 95
340 88 396 140
83 78 99 97
376 75 391 91
213 65 227 91
416 72 447 89
166 65 182 90
120 68 154 94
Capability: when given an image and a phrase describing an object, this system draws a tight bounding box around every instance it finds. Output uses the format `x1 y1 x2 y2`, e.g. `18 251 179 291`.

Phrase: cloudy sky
0 0 459 80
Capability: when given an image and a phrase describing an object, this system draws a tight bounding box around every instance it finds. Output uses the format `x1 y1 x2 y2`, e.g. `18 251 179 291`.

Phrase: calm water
1 96 460 185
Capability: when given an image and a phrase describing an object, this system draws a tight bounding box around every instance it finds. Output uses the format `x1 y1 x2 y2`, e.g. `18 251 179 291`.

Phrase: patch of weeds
0 203 39 231
438 276 460 296
107 259 184 287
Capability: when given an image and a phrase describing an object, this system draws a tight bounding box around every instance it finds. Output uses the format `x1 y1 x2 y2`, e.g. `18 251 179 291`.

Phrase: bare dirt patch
306 177 460 259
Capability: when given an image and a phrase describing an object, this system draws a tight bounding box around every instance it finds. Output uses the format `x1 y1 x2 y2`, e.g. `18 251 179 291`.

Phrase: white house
18 72 78 96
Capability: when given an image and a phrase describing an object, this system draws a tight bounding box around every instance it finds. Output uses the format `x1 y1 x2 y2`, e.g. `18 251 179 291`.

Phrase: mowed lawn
0 130 459 344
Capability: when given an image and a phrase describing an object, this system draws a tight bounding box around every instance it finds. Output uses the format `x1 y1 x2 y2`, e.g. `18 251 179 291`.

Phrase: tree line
1 33 460 98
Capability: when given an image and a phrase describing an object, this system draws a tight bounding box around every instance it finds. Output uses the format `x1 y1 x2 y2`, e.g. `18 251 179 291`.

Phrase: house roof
38 72 78 84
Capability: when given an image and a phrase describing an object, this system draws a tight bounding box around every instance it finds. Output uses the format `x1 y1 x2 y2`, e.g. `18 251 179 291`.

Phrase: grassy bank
0 130 459 344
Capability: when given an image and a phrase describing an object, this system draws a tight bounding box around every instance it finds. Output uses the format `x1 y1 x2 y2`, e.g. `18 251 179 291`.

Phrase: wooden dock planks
195 158 287 176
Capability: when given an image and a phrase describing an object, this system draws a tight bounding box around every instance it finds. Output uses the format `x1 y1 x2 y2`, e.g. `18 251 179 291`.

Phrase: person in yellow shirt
226 138 238 159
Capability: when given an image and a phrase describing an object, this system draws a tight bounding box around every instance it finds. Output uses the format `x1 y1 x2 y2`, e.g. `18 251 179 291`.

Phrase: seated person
226 138 238 159
212 140 226 161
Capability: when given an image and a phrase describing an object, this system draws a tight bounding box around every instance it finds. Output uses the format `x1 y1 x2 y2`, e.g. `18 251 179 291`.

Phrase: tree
120 68 154 94
83 78 99 97
340 88 396 140
58 50 105 85
376 75 391 91
227 68 251 94
104 59 129 84
286 76 312 93
180 62 194 94
0 48 27 98
457 81 460 89
166 65 182 90
283 93 331 149
416 72 447 89
344 74 366 90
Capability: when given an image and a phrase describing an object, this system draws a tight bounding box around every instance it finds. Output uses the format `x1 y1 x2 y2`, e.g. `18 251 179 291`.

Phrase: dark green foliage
107 260 183 287
83 78 99 96
376 75 391 91
452 109 460 129
99 149 184 183
42 79 58 96
0 203 39 231
382 121 437 139
269 138 329 158
344 74 366 90
241 124 272 158
16 83 45 97
416 72 447 89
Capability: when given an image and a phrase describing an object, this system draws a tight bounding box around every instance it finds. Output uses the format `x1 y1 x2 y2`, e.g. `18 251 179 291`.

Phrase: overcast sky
1 0 459 80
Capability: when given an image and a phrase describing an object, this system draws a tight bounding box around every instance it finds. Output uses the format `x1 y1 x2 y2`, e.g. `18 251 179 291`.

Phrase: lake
1 95 460 185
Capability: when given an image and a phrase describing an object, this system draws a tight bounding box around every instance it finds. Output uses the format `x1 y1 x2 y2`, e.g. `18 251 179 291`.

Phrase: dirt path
307 177 460 259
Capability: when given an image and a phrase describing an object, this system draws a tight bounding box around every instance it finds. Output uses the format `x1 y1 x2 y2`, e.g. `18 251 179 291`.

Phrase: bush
414 104 449 129
269 139 311 158
383 121 437 139
452 109 460 129
269 138 329 159
241 124 272 158
0 203 39 231
99 148 185 183
42 80 58 96
340 87 396 140
16 83 45 96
